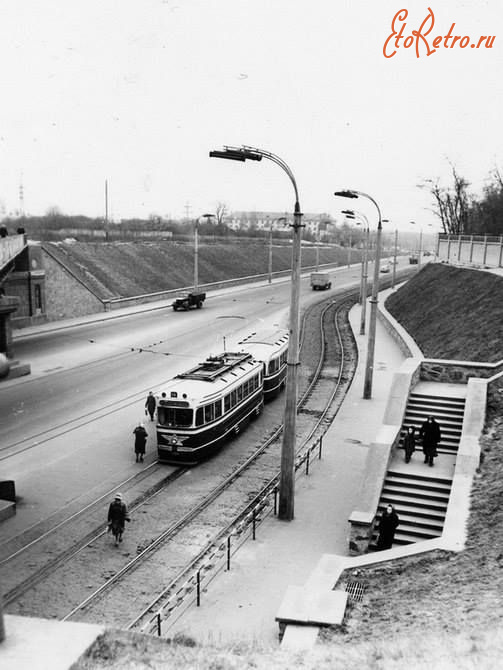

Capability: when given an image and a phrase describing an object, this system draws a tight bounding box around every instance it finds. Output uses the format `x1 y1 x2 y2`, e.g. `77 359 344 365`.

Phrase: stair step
380 491 449 510
409 396 465 405
382 482 450 501
370 527 443 549
383 478 452 496
403 414 463 430
376 509 444 532
386 470 453 486
394 528 442 544
407 402 465 416
409 393 466 406
381 488 450 506
377 501 447 520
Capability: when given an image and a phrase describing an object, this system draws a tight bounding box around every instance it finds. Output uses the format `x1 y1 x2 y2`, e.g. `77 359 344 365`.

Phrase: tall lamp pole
392 228 398 289
335 189 383 399
194 214 215 291
268 216 286 283
104 179 109 242
342 208 369 334
210 145 302 521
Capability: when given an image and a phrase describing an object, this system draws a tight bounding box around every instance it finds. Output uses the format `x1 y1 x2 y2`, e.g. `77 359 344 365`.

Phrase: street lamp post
342 208 369 334
335 189 383 399
268 216 286 283
194 214 215 291
210 145 302 521
392 229 398 289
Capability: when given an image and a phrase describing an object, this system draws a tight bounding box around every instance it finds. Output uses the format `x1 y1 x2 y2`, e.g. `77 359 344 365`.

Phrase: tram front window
158 406 193 427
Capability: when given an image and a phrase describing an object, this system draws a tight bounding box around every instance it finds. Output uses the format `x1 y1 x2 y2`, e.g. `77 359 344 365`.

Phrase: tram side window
222 374 261 416
204 404 213 423
196 407 204 426
196 400 223 425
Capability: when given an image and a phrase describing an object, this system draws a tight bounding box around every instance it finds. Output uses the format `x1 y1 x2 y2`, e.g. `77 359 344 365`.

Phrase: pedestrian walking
0 225 8 238
419 415 441 467
376 504 400 550
403 426 416 463
107 493 130 546
145 391 156 421
133 422 148 462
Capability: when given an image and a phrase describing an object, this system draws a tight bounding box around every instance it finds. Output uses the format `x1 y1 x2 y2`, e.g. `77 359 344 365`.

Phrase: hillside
45 240 360 299
385 263 503 362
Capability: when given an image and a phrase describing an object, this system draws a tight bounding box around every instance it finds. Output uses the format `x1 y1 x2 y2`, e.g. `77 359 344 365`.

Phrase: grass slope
47 240 357 299
385 263 503 362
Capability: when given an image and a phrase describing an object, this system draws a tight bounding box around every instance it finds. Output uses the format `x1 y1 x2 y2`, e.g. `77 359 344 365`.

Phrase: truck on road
310 272 332 290
172 292 206 311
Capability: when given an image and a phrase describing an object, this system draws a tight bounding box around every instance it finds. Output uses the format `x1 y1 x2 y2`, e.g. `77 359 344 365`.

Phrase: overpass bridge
0 233 33 376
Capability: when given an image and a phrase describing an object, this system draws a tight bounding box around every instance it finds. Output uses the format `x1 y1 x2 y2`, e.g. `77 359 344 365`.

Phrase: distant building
228 211 335 237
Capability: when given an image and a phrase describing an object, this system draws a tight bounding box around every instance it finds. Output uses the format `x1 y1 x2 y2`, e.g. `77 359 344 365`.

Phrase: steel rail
126 294 359 632
2 466 188 606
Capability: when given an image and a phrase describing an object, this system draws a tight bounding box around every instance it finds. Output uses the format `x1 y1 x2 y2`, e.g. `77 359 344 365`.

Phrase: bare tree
420 163 470 234
214 202 228 226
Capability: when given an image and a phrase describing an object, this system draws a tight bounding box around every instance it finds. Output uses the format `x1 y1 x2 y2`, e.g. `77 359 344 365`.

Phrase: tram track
0 463 188 606
34 291 359 628
125 294 359 633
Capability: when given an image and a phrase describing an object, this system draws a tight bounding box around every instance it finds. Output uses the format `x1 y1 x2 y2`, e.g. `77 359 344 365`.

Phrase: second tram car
157 351 263 464
237 329 289 400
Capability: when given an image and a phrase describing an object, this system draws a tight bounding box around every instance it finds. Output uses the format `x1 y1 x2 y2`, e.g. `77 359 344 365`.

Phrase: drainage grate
345 580 367 602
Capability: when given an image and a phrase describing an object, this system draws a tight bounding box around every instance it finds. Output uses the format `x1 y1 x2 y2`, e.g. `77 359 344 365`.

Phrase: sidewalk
167 300 406 646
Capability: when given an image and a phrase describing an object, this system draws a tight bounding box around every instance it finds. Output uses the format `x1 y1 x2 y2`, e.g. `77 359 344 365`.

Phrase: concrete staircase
371 387 465 548
376 470 452 545
401 391 465 455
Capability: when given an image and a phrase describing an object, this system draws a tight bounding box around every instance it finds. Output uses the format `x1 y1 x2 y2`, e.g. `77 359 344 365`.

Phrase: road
0 259 405 542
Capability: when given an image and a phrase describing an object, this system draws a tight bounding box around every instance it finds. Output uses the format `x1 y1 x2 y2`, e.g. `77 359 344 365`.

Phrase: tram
156 329 289 464
157 351 263 464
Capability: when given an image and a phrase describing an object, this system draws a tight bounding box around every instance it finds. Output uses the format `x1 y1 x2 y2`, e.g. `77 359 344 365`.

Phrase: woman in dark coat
377 504 400 550
419 416 441 467
145 391 156 421
107 493 130 546
133 422 148 462
403 426 416 463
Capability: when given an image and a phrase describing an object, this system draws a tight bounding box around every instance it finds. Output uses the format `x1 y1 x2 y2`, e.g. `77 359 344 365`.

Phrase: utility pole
279 201 303 520
104 179 109 242
360 226 369 335
392 229 398 289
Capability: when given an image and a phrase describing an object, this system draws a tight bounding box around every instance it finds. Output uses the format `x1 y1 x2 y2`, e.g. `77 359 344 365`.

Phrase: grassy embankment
74 263 503 669
46 240 361 299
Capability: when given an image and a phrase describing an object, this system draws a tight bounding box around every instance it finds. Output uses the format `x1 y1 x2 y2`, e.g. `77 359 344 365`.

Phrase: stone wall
420 359 503 383
42 249 104 321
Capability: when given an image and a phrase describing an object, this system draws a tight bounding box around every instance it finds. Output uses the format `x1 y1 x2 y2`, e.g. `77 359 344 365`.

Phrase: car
380 263 391 273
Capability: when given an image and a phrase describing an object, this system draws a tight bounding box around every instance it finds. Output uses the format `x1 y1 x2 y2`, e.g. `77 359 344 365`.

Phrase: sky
0 0 502 231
